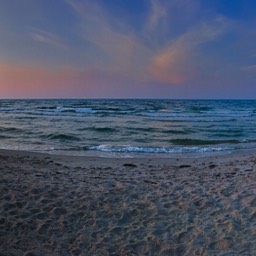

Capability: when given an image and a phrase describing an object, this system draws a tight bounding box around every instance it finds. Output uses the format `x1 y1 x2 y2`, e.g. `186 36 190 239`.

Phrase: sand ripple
1 151 256 255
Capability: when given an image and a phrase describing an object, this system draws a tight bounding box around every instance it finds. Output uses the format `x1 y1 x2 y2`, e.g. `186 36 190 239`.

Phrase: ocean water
0 99 256 157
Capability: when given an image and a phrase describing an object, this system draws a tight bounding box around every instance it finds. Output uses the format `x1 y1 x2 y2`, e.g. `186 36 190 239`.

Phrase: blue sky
0 0 256 98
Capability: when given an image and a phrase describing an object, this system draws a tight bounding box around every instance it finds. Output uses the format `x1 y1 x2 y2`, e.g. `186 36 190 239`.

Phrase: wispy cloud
147 0 167 31
30 29 67 49
241 64 256 72
65 0 232 87
1 0 256 98
65 0 151 79
145 0 201 43
149 16 230 84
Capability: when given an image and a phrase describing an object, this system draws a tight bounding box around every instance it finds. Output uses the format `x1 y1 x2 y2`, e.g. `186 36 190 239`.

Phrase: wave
0 107 21 112
94 127 117 132
213 133 244 138
1 99 256 157
2 104 254 121
36 106 57 110
43 133 81 141
77 127 117 133
126 127 159 133
189 105 213 112
0 127 23 133
170 139 241 146
140 112 243 122
57 107 95 113
0 135 14 139
163 129 194 135
55 106 135 115
89 144 231 154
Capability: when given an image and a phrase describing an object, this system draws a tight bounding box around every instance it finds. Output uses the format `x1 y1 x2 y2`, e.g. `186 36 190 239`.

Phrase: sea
0 99 256 158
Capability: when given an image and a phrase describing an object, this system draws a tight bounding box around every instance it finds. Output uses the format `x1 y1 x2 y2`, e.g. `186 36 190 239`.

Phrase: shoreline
1 140 255 160
1 148 256 255
1 144 256 158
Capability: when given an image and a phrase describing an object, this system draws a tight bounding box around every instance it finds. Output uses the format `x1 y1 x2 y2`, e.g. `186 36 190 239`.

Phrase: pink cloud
148 16 229 85
149 44 189 84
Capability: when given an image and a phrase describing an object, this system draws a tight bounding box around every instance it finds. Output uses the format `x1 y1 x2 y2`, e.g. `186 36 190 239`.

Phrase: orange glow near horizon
0 63 103 98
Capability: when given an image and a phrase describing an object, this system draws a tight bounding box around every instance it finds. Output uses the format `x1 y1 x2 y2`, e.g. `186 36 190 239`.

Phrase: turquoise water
0 99 256 157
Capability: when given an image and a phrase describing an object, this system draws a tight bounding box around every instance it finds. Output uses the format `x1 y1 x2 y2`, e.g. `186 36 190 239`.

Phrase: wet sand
1 149 256 255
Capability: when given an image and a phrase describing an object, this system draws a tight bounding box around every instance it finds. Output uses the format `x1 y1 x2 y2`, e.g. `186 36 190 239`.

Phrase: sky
0 0 256 99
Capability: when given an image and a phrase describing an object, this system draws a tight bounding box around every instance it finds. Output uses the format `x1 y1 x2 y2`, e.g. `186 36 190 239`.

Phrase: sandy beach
1 149 256 255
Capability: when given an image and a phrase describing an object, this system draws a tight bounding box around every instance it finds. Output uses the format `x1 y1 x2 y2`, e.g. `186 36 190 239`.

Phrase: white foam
90 144 232 154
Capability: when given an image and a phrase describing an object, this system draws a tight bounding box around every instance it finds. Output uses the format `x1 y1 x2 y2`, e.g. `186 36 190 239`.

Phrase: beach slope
1 150 256 255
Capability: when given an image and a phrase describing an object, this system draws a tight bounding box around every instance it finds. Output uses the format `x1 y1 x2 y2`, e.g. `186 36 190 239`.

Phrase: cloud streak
149 16 230 84
30 29 67 49
65 0 153 83
1 0 255 98
147 0 167 31
65 0 232 87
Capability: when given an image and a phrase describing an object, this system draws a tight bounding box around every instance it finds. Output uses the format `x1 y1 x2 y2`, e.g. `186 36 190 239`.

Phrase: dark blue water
0 99 256 157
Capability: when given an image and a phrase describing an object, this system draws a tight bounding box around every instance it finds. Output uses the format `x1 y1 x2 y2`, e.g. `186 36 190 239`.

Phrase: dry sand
1 149 256 255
